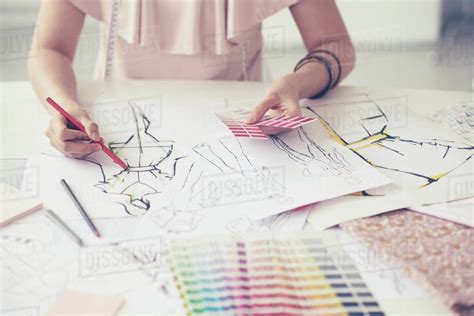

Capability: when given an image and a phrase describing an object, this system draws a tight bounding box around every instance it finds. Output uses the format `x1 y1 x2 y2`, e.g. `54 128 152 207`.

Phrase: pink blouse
70 0 299 81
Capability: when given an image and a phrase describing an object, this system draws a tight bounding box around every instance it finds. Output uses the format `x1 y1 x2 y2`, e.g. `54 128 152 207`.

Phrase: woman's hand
45 106 102 158
247 73 302 135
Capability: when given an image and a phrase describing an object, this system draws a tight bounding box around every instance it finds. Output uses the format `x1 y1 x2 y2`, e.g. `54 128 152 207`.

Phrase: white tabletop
1 80 471 160
1 80 470 315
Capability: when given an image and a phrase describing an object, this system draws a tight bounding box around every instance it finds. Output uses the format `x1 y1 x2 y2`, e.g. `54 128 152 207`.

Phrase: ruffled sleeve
69 0 299 55
70 0 106 22
226 0 299 43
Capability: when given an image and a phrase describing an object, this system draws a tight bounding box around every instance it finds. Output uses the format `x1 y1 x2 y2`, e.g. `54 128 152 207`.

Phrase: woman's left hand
246 74 302 135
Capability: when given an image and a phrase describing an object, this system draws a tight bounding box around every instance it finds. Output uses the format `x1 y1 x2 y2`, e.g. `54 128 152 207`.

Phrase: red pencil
46 97 128 169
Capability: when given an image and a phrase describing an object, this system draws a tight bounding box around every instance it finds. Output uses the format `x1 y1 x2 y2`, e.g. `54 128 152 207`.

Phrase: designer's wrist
279 73 303 99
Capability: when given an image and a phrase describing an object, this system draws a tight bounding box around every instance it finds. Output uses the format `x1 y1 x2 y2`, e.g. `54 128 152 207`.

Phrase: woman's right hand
45 107 102 158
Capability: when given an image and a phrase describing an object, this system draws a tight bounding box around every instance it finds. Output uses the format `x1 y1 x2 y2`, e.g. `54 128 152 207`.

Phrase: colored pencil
44 209 84 247
46 97 128 169
60 179 101 238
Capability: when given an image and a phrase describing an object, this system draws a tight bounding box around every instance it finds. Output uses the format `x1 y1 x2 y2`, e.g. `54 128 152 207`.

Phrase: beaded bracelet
294 54 334 99
309 49 342 87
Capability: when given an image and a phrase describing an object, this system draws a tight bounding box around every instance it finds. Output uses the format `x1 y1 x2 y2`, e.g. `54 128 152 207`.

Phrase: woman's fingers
58 141 102 158
281 98 302 117
252 96 302 135
50 115 89 141
58 129 90 141
246 95 280 124
77 114 100 142
46 115 101 158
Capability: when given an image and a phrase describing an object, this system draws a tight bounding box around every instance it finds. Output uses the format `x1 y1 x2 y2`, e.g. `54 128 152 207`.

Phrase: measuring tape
104 0 121 79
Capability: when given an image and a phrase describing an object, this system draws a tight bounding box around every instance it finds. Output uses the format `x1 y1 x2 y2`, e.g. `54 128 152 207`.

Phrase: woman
28 0 355 158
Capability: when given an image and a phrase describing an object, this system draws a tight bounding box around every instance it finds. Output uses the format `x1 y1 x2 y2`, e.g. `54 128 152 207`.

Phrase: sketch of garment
79 104 286 233
429 101 474 144
0 224 79 309
191 137 286 208
270 128 359 185
95 105 188 216
306 96 474 191
86 106 287 233
80 103 207 233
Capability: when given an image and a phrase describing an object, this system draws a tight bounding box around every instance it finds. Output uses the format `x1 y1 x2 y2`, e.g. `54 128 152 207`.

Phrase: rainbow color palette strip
167 235 385 316
216 110 317 139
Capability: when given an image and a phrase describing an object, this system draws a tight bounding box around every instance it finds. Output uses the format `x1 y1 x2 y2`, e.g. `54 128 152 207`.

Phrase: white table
1 80 469 315
1 80 471 160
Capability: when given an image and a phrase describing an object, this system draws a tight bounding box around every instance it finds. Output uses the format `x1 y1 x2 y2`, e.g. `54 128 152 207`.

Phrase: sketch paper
303 94 474 230
428 100 473 144
26 97 390 231
0 218 184 315
410 197 473 227
1 219 81 313
195 204 312 235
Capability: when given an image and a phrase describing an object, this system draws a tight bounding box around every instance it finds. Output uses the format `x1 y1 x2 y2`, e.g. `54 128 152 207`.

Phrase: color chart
216 110 268 139
216 110 317 140
167 234 385 316
257 115 316 129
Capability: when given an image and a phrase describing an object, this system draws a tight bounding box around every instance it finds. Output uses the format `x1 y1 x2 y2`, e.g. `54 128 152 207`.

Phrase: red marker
46 97 128 169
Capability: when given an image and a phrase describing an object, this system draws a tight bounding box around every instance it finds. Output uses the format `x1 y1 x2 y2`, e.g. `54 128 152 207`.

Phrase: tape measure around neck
105 0 121 79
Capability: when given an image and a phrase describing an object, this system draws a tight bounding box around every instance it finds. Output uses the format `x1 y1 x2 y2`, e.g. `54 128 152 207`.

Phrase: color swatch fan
167 234 384 315
216 110 317 139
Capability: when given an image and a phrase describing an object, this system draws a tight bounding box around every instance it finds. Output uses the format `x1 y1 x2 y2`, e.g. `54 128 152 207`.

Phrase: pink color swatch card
216 109 317 139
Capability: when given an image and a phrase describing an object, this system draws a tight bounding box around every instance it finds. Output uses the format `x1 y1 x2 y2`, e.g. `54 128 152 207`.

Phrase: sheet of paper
0 216 184 315
428 100 473 144
410 197 473 227
26 97 390 233
406 100 474 227
207 204 312 234
304 93 474 230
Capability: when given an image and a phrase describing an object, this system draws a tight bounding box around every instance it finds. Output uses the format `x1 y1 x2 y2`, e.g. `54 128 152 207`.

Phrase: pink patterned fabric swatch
340 210 474 315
